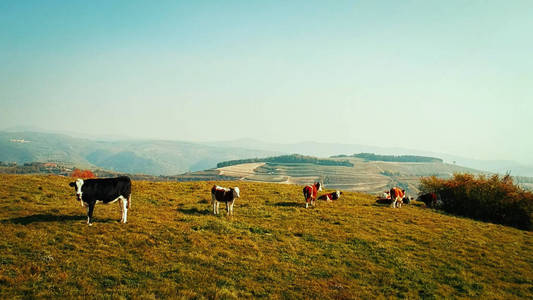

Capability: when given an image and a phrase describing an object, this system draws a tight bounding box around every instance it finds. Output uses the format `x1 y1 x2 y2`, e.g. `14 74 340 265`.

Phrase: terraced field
214 159 485 195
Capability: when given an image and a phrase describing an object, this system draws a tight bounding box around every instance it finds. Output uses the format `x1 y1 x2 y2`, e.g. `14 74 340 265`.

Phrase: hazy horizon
1 1 532 165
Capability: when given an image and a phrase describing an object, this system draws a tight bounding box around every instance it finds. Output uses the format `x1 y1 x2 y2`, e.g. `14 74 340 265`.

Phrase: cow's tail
127 194 131 209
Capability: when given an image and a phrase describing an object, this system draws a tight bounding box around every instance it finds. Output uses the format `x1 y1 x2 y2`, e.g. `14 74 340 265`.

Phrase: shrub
419 174 533 230
70 169 95 179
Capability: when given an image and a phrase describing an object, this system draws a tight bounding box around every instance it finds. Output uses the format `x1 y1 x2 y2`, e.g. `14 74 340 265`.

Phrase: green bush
419 174 533 230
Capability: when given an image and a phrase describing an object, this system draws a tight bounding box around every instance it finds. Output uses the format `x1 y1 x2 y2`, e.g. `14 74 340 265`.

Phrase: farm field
0 174 532 299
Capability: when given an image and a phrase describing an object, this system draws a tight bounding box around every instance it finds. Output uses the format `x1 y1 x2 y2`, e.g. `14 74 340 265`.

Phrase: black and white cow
69 176 132 225
211 185 240 215
417 192 442 208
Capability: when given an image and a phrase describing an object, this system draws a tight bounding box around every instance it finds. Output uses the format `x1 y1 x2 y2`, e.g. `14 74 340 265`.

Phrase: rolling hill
206 138 533 177
0 174 532 298
210 155 488 195
0 131 279 175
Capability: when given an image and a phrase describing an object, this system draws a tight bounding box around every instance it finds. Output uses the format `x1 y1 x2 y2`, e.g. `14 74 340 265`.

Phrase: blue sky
1 1 532 164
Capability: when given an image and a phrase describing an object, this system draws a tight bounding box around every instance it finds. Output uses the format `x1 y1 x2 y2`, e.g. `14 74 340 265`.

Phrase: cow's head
316 182 323 192
232 187 240 198
69 179 84 204
336 191 343 198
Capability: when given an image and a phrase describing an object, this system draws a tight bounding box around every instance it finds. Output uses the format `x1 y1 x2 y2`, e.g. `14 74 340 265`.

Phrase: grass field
1 174 532 299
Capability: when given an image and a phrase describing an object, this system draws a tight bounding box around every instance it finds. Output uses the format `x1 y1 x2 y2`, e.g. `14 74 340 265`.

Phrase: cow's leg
390 198 396 208
87 202 95 225
216 202 220 215
229 201 234 216
122 196 128 223
226 202 230 215
211 194 216 215
305 199 309 209
119 198 124 222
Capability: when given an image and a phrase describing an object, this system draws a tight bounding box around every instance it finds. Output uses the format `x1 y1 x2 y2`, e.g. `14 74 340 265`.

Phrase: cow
211 185 240 215
318 191 343 202
303 182 322 208
417 192 442 208
389 187 405 208
68 176 131 225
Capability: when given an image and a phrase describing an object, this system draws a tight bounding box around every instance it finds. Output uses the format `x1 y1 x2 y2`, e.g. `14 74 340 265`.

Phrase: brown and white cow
303 182 322 208
211 185 240 215
389 187 405 208
318 191 343 202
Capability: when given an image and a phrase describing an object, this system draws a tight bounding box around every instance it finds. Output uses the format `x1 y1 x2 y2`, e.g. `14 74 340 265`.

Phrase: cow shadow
273 202 302 208
177 207 211 215
373 199 393 206
1 214 117 225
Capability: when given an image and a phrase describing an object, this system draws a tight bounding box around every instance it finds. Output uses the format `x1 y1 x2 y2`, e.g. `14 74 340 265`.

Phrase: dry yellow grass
0 174 532 299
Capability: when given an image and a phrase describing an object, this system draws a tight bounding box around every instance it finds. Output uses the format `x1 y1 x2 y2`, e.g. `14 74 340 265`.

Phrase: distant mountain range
0 131 279 175
2 130 533 177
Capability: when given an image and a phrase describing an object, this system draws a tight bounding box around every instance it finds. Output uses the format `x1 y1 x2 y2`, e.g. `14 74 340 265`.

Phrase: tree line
332 153 443 163
217 154 354 168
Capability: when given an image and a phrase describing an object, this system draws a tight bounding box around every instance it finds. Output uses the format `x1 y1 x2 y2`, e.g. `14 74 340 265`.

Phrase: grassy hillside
1 175 532 299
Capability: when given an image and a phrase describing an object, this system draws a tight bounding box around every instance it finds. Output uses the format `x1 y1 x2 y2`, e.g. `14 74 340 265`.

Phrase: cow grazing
318 191 343 202
303 182 322 208
211 185 240 215
417 192 442 208
68 176 131 225
389 187 405 208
